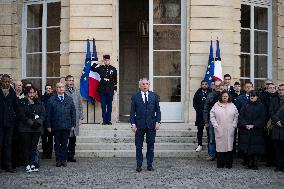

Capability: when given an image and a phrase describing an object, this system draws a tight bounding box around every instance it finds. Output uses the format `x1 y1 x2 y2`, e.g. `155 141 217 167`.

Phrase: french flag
213 39 223 81
88 39 101 102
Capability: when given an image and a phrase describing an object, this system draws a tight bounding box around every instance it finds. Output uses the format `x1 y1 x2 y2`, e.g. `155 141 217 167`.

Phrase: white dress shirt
141 91 149 103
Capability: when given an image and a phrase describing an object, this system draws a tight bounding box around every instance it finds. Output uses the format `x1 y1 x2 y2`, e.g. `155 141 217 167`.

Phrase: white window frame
149 0 186 122
240 0 272 86
22 0 61 93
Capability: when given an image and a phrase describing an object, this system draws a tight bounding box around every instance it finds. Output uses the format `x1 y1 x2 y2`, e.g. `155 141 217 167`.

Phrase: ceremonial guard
91 55 117 125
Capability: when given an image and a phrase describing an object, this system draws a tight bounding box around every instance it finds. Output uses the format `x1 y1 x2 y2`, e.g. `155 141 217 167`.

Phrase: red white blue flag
213 39 223 81
88 38 101 102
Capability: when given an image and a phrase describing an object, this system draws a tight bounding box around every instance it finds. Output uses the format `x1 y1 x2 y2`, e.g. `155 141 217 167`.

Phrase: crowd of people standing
193 74 284 171
1 70 284 173
0 74 83 173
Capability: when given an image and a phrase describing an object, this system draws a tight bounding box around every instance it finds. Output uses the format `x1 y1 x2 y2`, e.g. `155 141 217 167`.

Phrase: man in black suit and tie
224 73 235 95
130 78 161 172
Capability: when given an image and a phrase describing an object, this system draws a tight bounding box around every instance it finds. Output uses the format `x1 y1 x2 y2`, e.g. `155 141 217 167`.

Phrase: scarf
1 87 9 97
27 96 35 105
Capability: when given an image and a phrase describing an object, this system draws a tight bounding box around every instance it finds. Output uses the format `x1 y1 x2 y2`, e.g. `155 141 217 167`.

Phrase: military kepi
103 54 110 59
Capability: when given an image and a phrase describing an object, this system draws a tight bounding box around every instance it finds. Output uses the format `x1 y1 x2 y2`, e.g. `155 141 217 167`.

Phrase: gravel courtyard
0 157 283 189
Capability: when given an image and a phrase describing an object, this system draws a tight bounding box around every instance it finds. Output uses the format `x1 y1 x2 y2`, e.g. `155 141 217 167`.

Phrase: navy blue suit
130 91 161 167
46 94 76 162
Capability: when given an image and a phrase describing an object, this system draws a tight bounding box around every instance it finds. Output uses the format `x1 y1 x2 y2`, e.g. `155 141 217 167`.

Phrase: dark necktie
144 92 148 104
59 96 63 102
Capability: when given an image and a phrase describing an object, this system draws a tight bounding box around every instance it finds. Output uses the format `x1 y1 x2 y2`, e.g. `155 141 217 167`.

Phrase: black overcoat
193 88 211 126
238 100 267 155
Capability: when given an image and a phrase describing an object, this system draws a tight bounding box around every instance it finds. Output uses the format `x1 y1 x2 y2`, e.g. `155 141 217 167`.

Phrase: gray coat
65 86 84 136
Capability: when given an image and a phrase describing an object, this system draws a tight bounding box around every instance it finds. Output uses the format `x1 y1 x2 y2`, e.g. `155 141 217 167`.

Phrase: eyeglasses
265 83 273 85
250 95 257 97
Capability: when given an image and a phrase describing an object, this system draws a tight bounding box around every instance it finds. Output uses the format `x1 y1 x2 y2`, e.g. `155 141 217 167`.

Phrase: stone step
75 143 208 151
79 129 201 137
76 136 206 143
75 149 207 158
80 123 196 131
62 123 207 157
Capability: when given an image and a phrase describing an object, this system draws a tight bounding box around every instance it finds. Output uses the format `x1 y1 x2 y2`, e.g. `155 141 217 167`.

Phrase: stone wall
0 0 282 123
186 0 241 122
0 0 21 80
276 0 284 84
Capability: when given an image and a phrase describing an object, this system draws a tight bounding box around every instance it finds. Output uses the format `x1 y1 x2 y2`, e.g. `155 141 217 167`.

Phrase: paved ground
0 157 284 189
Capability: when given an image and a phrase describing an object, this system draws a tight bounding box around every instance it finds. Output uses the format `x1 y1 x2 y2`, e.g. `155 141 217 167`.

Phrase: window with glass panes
22 0 61 94
240 1 272 89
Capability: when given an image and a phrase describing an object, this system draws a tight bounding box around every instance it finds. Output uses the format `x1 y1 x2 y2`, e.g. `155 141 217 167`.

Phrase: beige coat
65 86 84 136
210 102 239 152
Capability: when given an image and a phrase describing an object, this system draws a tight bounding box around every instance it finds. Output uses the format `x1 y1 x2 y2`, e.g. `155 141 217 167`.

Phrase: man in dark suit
46 82 76 167
236 81 254 112
130 78 161 172
224 74 235 95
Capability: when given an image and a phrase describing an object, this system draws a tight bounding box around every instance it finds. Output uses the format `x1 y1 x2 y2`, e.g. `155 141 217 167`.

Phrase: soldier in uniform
91 54 117 125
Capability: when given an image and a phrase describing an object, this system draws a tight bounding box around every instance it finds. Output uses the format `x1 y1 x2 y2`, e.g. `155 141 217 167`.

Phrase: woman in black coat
238 90 266 170
17 86 45 173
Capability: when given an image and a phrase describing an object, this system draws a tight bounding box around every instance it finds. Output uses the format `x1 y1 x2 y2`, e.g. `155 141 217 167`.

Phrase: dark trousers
197 125 204 146
0 127 14 170
54 129 70 161
12 128 19 167
250 155 259 168
42 129 53 158
100 93 113 124
265 133 274 166
135 128 156 167
274 140 284 168
233 128 238 154
217 151 233 168
207 122 216 158
68 136 76 159
19 132 41 166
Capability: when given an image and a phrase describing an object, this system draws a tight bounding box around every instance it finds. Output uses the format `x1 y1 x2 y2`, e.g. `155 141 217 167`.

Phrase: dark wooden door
119 0 149 122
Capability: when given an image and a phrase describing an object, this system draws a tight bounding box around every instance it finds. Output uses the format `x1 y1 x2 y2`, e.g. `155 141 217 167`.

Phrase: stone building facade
0 0 283 123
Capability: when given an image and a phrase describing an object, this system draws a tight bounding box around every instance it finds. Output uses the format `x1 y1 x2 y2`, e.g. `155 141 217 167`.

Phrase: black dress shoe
56 161 61 167
61 160 67 167
225 165 232 169
6 168 16 173
68 158 77 162
250 166 258 170
107 122 112 125
102 122 107 125
136 166 142 172
34 162 40 169
147 166 154 171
